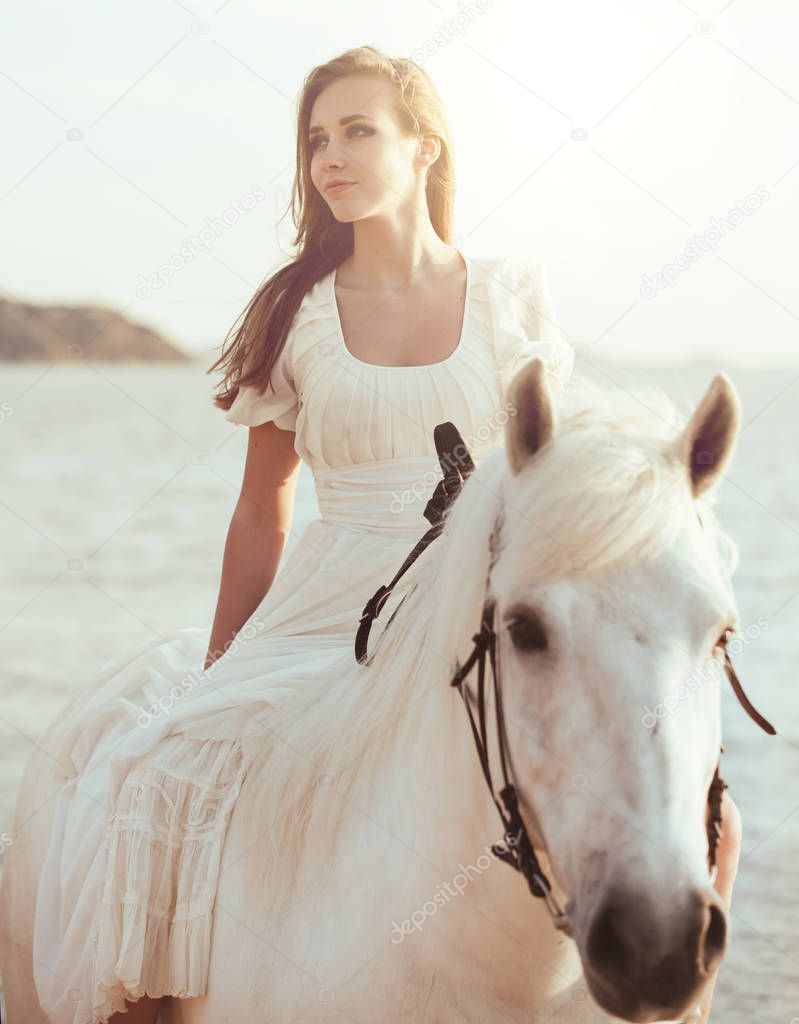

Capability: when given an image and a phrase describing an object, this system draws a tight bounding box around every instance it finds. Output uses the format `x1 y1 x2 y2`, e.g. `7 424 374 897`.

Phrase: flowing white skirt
32 455 444 1024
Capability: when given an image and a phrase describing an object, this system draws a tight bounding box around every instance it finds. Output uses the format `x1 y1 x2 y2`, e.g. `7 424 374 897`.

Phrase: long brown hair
208 44 457 411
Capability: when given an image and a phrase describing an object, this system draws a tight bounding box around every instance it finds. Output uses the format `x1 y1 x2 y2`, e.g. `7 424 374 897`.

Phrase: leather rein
355 422 777 936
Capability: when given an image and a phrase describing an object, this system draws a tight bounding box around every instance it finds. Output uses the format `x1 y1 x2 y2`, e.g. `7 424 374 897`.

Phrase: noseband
355 422 777 936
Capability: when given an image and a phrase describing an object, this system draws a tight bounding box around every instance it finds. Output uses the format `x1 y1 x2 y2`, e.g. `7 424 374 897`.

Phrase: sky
1 0 798 367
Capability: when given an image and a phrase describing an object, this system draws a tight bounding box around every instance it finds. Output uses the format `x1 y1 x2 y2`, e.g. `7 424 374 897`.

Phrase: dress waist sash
312 455 447 536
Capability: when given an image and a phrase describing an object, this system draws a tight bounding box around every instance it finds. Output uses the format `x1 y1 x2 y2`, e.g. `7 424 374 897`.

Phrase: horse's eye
507 613 548 652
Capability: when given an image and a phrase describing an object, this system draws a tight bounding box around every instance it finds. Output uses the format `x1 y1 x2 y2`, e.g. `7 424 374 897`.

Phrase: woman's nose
321 133 346 166
322 148 343 169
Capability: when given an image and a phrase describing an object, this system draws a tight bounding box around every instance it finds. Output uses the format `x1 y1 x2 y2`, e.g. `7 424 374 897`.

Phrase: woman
27 45 741 1024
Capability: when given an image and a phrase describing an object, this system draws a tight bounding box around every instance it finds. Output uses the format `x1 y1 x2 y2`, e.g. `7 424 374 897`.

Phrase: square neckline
329 249 471 371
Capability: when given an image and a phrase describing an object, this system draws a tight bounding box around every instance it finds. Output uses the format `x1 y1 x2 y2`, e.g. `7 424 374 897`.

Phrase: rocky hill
0 298 189 361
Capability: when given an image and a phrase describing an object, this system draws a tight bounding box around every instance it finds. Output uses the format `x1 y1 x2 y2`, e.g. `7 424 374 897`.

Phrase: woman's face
308 75 434 222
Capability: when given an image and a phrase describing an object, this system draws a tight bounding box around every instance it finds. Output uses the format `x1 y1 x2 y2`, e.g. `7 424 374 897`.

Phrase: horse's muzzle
581 883 727 1021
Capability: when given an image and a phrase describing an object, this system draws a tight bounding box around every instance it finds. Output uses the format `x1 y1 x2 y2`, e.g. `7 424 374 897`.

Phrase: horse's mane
233 373 737 908
233 448 507 910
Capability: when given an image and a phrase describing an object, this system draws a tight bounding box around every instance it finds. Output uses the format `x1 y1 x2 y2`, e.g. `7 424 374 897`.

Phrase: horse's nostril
586 896 629 979
701 901 727 972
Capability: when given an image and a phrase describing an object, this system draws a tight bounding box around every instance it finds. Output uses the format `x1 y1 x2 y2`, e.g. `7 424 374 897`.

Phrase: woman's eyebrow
309 114 376 136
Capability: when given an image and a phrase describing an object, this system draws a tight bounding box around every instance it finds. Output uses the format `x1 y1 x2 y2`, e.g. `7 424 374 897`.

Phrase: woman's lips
327 182 355 196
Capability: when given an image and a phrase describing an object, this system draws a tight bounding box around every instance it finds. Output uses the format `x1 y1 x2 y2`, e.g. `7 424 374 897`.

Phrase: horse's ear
677 372 741 498
505 358 557 476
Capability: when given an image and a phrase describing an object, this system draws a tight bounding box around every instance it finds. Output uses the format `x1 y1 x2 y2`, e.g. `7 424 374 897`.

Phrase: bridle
355 422 777 936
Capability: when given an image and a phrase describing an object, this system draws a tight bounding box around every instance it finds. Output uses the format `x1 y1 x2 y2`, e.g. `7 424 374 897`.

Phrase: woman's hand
694 790 743 1023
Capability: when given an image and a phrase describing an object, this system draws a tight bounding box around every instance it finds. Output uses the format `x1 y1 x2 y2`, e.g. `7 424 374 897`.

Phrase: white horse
2 360 743 1023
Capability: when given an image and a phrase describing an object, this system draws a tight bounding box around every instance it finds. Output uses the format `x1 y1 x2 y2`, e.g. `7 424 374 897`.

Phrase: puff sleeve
488 250 574 399
224 336 299 431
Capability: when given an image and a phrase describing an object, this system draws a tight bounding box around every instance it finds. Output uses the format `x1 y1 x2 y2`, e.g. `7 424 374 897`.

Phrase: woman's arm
205 420 301 669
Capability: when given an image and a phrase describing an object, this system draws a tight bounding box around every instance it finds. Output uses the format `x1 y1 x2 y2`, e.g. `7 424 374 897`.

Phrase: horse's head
492 360 741 1021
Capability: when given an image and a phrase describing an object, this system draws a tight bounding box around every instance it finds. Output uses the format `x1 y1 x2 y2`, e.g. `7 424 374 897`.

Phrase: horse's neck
352 659 512 887
343 667 580 1009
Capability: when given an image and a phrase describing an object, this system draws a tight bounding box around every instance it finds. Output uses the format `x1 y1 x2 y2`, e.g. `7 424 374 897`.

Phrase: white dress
31 249 574 1024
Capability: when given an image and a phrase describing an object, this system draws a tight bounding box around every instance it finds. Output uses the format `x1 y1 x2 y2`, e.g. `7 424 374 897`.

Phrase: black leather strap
354 422 475 666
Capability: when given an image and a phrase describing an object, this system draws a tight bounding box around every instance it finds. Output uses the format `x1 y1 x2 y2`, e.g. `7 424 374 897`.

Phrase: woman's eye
309 124 373 152
507 614 548 653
